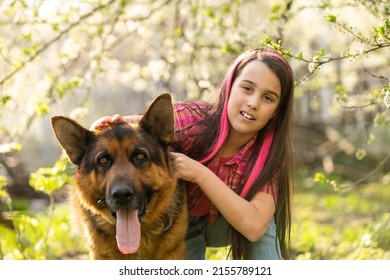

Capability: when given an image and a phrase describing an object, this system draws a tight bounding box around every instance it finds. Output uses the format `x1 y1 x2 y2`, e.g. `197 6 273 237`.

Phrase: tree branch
337 152 390 189
0 0 116 87
295 43 389 85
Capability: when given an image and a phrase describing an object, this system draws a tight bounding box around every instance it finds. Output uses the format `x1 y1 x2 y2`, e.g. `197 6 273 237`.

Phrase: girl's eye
242 86 251 92
264 95 273 102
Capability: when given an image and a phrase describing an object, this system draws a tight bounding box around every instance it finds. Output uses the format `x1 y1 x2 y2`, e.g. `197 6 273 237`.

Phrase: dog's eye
134 152 148 162
97 156 111 166
132 150 149 167
135 153 145 161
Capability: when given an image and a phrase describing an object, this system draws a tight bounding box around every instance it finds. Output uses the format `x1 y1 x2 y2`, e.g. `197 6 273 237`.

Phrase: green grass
292 179 390 259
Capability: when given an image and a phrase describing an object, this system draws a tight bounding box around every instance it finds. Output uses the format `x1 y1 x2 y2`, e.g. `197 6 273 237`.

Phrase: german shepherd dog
51 93 187 259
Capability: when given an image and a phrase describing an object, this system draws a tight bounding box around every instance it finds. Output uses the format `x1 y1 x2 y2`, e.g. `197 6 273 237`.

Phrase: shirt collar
223 135 257 165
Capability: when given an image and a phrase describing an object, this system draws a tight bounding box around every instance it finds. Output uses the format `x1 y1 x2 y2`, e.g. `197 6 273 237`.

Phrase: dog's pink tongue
116 209 140 254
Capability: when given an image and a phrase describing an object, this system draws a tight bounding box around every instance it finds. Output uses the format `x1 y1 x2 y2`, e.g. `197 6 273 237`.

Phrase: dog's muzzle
107 183 148 219
106 182 150 255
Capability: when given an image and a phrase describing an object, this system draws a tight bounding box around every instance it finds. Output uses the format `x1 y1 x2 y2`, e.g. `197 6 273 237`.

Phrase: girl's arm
171 152 275 242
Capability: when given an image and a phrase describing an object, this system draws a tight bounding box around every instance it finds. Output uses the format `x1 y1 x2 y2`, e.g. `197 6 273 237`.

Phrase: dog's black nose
110 184 134 207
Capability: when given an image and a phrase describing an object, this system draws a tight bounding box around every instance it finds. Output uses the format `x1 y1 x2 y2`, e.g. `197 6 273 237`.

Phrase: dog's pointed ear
139 93 174 146
51 116 94 165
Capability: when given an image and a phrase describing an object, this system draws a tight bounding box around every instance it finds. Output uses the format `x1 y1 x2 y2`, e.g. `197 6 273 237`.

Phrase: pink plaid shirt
173 102 275 222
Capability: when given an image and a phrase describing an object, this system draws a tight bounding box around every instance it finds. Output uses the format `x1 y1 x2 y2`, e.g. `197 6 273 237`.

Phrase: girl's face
227 60 281 141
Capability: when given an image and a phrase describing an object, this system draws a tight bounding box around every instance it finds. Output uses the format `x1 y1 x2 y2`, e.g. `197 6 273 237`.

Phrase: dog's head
51 93 176 255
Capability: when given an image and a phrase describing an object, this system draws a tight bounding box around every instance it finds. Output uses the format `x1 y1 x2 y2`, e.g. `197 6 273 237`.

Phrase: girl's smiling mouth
240 111 255 120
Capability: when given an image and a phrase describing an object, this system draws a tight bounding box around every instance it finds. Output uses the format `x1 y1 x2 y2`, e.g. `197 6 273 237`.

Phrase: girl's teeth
241 112 254 120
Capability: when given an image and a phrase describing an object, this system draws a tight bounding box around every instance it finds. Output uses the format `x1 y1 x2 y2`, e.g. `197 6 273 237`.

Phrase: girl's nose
246 94 260 110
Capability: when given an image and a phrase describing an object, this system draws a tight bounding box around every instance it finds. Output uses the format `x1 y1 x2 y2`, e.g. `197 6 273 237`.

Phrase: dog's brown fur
51 93 187 259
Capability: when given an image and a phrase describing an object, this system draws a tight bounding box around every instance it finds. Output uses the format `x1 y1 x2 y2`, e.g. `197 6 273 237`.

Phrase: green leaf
119 0 128 8
313 172 338 190
55 78 80 99
35 101 50 117
314 172 326 182
52 23 59 31
22 32 32 41
261 35 273 46
221 44 237 54
336 85 350 103
374 112 388 126
383 87 390 109
204 8 215 18
367 133 377 145
0 176 11 206
0 175 8 188
29 156 73 195
222 5 231 14
325 14 337 23
295 53 303 60
271 3 282 13
174 27 183 37
0 143 22 154
355 148 367 161
1 95 11 105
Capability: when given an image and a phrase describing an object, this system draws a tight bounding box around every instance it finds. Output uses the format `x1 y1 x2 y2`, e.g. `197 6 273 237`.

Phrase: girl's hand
90 114 142 130
90 114 125 130
170 152 208 184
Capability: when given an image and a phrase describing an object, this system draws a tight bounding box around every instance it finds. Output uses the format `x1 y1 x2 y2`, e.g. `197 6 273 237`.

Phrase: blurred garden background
0 0 389 260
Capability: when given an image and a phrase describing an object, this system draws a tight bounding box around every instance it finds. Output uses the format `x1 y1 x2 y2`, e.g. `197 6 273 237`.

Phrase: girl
92 48 295 260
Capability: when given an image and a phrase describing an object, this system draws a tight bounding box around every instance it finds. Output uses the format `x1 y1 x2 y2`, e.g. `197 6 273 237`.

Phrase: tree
0 0 388 259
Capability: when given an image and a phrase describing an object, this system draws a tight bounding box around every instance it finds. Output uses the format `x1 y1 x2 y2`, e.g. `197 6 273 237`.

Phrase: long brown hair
229 49 294 259
176 48 294 259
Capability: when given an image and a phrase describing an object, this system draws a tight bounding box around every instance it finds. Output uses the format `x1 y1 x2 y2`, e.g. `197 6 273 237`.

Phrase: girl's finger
90 116 111 130
112 114 123 123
